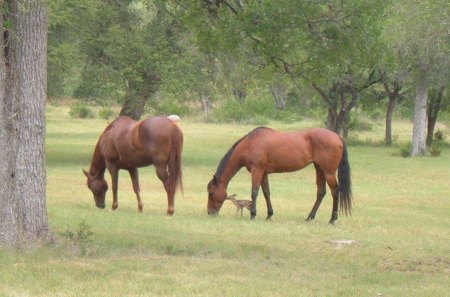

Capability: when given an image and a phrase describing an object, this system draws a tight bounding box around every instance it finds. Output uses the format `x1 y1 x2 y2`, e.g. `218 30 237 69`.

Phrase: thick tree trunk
119 95 147 120
411 71 428 156
0 0 51 246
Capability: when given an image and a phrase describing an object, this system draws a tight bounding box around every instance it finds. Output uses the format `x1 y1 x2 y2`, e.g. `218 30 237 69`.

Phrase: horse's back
100 116 179 168
303 128 343 171
241 127 343 173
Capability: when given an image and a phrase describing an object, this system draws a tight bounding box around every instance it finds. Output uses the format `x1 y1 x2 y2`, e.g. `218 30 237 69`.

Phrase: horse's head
83 169 108 209
207 175 228 215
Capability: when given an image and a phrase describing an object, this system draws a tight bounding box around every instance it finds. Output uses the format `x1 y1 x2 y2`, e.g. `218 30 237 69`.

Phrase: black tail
338 142 352 216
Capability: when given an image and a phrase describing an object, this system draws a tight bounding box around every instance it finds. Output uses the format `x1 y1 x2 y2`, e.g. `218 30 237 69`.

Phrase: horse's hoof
138 205 144 213
167 209 174 216
328 220 336 225
266 216 272 221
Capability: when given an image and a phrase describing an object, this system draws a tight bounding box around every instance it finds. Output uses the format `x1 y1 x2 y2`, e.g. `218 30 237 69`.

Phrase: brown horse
207 127 352 224
83 116 183 215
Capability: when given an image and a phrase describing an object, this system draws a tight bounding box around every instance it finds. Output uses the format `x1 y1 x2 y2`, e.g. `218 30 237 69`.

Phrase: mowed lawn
1 106 449 297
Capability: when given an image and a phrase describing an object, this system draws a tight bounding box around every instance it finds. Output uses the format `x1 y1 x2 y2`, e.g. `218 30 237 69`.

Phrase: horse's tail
168 124 183 197
338 141 352 216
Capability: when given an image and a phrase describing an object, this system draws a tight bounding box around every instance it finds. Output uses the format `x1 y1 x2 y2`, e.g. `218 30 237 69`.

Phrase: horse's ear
82 169 89 178
212 175 218 185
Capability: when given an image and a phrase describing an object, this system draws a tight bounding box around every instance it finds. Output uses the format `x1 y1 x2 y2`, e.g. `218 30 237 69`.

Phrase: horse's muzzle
96 203 106 209
208 208 218 216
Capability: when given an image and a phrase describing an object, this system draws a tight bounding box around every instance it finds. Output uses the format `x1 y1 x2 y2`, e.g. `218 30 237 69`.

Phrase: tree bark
426 86 444 147
269 84 288 110
0 0 51 246
411 70 428 156
119 95 147 120
380 70 401 146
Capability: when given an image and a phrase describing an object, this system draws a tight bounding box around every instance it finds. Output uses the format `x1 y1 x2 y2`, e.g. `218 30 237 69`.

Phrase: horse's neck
218 154 242 188
89 142 106 178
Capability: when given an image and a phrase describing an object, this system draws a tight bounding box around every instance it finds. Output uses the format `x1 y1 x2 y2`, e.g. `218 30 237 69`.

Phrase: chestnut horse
207 127 352 224
83 116 183 215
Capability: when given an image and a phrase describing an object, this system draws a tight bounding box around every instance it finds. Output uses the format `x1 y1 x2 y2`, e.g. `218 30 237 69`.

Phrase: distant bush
429 144 442 157
349 116 373 131
429 129 446 157
213 98 270 125
157 100 190 116
400 142 412 158
99 107 116 120
69 102 95 118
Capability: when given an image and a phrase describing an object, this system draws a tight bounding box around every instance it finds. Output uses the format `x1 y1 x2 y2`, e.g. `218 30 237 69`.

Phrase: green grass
1 106 449 296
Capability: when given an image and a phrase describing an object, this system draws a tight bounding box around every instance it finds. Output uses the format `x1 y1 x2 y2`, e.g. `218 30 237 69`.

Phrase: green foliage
155 99 191 117
400 142 412 158
213 99 268 125
429 130 446 157
69 102 95 119
98 107 116 120
349 116 374 132
61 220 94 256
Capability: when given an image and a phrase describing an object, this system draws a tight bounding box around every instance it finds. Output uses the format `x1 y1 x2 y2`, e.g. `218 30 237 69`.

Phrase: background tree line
48 0 450 155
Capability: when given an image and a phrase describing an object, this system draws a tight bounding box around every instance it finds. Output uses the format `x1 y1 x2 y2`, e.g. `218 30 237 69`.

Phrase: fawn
226 194 253 217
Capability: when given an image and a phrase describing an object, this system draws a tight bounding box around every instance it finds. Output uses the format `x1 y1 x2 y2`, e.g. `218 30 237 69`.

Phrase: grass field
1 106 449 297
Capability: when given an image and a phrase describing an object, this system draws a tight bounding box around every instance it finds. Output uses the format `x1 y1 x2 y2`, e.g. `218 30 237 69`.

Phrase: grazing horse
83 116 183 215
207 127 352 224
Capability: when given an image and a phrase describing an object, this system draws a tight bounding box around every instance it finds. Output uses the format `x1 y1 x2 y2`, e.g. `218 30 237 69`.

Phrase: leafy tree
184 0 386 136
385 0 450 156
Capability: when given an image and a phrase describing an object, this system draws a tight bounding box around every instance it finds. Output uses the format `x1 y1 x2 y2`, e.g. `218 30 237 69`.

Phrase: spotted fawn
226 194 253 217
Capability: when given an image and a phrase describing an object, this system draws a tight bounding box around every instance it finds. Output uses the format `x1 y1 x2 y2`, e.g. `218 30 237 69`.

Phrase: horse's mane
215 127 268 180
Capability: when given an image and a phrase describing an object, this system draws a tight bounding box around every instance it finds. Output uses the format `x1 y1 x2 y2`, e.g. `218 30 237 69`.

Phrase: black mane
214 127 268 180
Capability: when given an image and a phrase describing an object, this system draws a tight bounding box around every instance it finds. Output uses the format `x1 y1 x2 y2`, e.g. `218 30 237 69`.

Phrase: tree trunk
120 71 159 120
426 86 444 147
201 95 212 121
385 99 396 145
380 70 401 146
0 0 51 246
411 70 428 156
269 84 288 110
233 89 246 104
119 95 147 120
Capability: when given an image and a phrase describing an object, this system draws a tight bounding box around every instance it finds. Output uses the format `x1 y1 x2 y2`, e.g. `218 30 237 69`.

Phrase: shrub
62 220 94 256
99 107 116 120
69 102 95 118
157 100 190 116
400 142 412 158
429 144 442 157
434 130 445 142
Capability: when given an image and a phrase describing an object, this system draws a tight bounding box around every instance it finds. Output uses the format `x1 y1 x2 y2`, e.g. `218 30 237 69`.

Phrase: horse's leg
250 168 264 220
306 164 326 221
155 165 174 216
107 166 119 210
129 168 144 212
325 173 339 225
261 174 274 220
